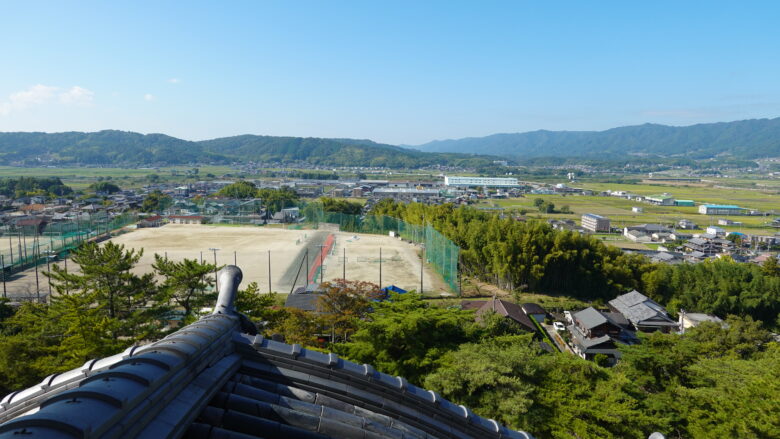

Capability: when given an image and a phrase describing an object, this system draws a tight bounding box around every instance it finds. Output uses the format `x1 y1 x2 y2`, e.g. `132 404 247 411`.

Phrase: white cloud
144 93 155 101
59 86 94 105
9 84 58 108
167 78 180 84
0 84 94 115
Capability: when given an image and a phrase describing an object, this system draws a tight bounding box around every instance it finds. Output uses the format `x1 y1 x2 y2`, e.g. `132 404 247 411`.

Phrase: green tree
258 186 299 214
153 255 216 322
321 197 363 215
424 335 539 426
216 180 259 199
141 190 173 213
89 181 120 194
235 282 287 331
46 242 161 340
335 293 475 384
317 280 382 342
762 255 780 277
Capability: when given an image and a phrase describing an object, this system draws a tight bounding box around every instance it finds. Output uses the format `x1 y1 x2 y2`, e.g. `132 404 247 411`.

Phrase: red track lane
307 234 334 284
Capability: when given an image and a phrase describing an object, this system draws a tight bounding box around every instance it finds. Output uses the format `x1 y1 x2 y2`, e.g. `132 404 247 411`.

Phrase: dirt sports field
103 224 450 295
3 224 451 300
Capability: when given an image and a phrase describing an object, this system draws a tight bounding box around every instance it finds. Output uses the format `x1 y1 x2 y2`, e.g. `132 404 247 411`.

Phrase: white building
581 213 611 232
444 176 519 188
698 204 745 215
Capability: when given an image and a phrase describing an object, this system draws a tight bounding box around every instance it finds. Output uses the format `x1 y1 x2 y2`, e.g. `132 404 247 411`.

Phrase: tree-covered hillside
415 117 780 160
0 130 495 168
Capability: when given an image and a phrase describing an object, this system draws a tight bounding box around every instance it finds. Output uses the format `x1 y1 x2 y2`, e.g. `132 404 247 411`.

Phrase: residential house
678 310 724 334
567 307 633 364
677 219 698 229
608 290 678 332
472 297 537 333
521 303 547 323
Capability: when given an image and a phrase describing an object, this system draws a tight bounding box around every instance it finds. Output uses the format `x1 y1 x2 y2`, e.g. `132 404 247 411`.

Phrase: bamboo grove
370 200 780 329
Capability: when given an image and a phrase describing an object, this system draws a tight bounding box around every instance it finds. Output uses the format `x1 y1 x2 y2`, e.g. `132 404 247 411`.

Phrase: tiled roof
0 266 534 439
476 298 536 332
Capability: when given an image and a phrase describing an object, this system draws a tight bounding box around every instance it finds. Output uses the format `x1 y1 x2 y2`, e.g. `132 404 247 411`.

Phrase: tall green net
302 202 460 294
0 212 138 274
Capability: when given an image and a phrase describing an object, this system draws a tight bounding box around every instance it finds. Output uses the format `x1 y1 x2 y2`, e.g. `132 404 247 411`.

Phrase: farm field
0 166 234 189
485 179 780 238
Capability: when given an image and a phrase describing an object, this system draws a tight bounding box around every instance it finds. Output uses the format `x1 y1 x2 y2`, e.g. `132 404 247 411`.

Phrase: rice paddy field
483 178 780 242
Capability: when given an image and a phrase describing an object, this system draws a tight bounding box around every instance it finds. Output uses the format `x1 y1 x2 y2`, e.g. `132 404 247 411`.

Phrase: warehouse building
698 204 745 215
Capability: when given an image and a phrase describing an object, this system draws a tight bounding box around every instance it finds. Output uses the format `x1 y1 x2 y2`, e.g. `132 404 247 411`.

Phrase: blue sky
1 1 779 145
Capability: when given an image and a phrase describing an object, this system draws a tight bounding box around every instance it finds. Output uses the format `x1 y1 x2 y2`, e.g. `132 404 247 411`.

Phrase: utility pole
209 248 220 290
34 239 40 302
305 249 309 284
234 250 237 266
318 244 326 284
1 255 6 298
268 250 272 293
8 235 13 265
420 245 425 294
64 257 69 295
46 251 52 296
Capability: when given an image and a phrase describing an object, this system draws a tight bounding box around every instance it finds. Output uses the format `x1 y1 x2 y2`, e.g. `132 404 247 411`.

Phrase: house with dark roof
608 290 678 333
567 307 634 365
0 266 535 439
474 297 537 333
521 303 546 323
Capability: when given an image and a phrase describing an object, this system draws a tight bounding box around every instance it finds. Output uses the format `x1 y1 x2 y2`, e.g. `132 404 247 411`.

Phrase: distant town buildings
581 213 610 232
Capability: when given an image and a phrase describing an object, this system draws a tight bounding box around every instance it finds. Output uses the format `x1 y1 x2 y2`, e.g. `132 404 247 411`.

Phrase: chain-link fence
0 212 138 283
302 202 460 294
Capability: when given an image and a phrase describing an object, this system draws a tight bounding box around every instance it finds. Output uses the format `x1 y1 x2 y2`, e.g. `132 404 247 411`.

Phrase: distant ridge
413 118 780 159
0 130 495 168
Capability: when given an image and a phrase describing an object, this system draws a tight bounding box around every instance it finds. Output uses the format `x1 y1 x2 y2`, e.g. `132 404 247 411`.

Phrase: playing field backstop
301 203 460 294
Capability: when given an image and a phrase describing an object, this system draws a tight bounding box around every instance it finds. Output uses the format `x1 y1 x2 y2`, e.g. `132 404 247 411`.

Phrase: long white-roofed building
444 176 519 188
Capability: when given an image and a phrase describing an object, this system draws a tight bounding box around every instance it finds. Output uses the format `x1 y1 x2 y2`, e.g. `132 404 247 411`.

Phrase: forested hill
414 117 780 159
0 130 495 168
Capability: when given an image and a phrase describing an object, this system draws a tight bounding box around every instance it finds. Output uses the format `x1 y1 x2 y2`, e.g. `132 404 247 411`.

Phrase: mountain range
0 131 493 168
413 117 780 160
1 117 779 168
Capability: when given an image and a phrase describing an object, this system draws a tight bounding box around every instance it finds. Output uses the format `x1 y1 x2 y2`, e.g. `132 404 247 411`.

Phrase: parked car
553 321 566 331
